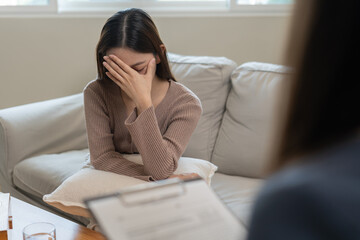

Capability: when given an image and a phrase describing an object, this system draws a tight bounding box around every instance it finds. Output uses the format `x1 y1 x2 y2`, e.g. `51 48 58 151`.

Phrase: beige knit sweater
83 78 202 181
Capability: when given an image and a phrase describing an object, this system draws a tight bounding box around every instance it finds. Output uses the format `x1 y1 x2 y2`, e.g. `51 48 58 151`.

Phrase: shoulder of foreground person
247 136 360 240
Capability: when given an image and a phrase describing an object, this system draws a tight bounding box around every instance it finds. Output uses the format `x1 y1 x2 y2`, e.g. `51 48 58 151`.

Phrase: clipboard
85 177 243 240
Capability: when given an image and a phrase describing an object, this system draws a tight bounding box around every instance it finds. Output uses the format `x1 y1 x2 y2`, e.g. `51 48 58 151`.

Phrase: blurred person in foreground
247 0 360 239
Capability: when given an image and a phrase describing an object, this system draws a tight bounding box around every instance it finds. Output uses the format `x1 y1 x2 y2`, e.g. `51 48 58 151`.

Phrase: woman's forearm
91 151 152 181
125 100 202 180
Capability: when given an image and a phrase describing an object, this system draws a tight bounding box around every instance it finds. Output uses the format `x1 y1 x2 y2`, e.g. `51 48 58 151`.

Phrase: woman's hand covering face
103 54 156 112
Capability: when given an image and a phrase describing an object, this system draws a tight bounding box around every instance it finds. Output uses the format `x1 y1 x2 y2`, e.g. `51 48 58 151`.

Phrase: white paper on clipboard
85 178 244 240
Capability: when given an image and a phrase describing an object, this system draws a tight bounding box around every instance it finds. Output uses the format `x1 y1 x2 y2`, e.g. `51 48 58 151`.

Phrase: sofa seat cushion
13 149 88 198
211 173 263 227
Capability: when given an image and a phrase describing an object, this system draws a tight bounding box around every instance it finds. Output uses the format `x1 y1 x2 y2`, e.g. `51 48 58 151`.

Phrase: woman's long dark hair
96 8 175 81
270 0 360 172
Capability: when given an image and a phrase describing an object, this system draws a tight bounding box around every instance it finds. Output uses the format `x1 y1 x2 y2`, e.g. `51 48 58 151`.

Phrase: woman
247 0 360 239
83 8 202 181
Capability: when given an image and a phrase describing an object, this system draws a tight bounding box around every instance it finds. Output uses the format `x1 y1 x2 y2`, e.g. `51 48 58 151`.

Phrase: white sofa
0 53 287 237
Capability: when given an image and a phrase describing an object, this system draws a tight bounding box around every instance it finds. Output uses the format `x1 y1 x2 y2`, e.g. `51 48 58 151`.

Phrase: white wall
0 15 290 109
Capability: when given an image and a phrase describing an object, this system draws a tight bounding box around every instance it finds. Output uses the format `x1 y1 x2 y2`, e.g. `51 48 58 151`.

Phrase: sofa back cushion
211 62 289 177
168 53 237 161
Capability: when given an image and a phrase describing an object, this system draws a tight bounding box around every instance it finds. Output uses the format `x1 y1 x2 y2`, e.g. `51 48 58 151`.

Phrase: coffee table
8 196 105 240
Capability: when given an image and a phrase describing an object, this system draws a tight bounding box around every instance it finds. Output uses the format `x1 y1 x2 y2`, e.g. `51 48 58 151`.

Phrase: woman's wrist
136 98 153 115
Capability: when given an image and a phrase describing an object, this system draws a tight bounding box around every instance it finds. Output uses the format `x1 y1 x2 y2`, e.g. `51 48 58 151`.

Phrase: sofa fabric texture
0 53 287 236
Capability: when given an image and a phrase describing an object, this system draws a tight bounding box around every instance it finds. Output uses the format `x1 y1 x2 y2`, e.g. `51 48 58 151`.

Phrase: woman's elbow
145 160 177 180
90 157 104 171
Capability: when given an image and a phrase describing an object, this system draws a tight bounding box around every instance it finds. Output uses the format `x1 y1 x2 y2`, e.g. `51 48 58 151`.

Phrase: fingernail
103 56 108 59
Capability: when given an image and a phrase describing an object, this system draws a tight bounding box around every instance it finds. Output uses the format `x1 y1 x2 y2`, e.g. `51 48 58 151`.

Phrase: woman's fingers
105 71 117 83
106 71 133 97
103 56 128 79
103 61 124 83
145 58 156 78
105 72 122 86
108 55 134 75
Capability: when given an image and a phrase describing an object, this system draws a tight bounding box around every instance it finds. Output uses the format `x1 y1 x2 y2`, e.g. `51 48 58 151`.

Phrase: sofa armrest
0 93 88 182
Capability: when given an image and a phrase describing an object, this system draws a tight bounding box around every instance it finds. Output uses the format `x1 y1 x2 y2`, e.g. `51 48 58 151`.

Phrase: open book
85 177 243 240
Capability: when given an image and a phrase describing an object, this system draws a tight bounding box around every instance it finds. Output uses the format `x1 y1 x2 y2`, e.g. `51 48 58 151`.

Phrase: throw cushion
43 155 217 217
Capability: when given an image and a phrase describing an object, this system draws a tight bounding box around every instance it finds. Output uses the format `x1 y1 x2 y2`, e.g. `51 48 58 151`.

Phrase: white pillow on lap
43 155 217 217
43 168 146 217
122 154 217 184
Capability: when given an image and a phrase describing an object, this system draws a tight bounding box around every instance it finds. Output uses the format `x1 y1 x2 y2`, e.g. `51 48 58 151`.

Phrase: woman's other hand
103 55 157 114
168 173 201 180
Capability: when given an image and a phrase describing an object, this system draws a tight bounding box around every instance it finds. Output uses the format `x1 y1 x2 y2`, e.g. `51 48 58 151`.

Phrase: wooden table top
8 196 106 240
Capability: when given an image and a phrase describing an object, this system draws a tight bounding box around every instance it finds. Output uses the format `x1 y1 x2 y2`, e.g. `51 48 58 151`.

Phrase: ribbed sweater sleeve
83 86 151 181
125 98 202 180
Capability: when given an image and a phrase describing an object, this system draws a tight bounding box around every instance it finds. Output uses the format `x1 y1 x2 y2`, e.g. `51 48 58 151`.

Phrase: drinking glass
23 222 56 240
